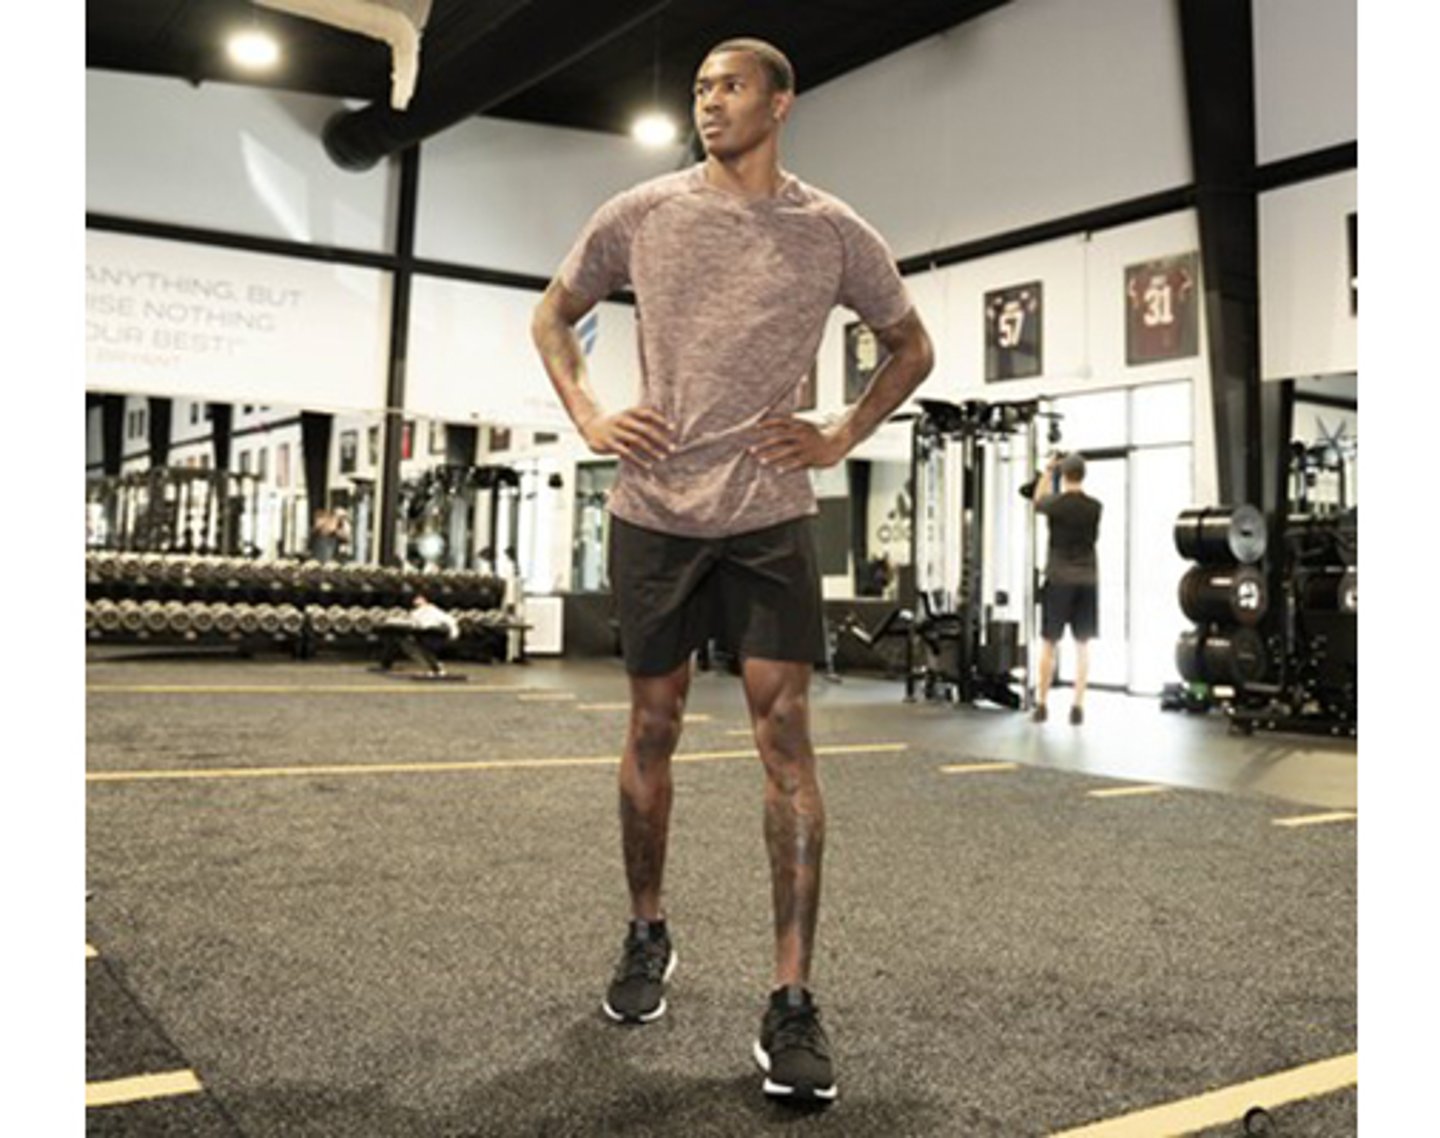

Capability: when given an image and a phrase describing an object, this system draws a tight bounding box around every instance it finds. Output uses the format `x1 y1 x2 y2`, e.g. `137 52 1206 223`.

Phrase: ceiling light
228 29 280 70
632 113 677 148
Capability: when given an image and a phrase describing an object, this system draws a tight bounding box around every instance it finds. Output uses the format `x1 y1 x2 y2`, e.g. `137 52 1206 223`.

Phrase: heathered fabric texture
558 164 912 538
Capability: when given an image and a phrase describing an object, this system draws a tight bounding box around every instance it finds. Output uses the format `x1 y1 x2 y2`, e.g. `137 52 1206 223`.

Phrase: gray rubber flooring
86 652 1356 1136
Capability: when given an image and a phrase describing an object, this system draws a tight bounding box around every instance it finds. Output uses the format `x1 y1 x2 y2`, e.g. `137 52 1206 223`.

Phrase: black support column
1178 0 1262 509
301 411 334 521
100 395 125 476
378 146 421 566
210 403 233 472
146 397 173 468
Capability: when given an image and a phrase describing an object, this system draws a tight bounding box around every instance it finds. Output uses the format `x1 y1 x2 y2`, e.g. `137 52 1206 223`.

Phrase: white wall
405 277 640 426
1258 170 1357 380
1253 0 1357 164
784 0 1192 261
87 72 395 251
416 117 686 277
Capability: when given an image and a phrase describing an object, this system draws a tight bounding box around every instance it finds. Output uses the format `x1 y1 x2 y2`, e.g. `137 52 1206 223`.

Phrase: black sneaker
753 986 837 1102
1069 705 1084 725
1032 704 1048 723
602 919 676 1024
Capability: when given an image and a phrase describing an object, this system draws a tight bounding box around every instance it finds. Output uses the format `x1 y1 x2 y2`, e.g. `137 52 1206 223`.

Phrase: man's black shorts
1041 580 1099 641
609 514 827 676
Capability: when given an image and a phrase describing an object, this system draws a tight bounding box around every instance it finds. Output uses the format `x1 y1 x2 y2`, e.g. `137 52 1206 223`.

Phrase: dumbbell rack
84 552 522 662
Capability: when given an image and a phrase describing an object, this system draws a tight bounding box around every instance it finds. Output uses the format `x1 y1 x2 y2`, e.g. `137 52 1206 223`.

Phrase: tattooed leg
619 661 690 921
743 658 824 990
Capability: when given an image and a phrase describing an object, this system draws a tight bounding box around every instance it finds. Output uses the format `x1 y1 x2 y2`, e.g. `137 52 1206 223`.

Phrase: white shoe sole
752 1039 838 1101
601 949 677 1024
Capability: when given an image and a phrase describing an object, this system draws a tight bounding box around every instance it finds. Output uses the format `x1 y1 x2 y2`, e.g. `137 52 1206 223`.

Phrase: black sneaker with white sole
602 919 676 1024
753 986 837 1102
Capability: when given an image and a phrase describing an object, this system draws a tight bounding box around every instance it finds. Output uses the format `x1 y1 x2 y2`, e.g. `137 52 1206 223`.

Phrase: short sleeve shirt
1037 492 1102 585
557 164 913 537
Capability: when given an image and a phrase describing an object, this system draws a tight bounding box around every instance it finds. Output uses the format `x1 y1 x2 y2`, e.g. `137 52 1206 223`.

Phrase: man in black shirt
1031 452 1102 724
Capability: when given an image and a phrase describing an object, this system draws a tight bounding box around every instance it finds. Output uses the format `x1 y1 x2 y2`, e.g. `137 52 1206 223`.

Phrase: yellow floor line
1273 811 1357 828
85 944 98 959
724 728 753 737
86 1069 203 1109
1088 785 1169 799
576 704 712 723
517 692 577 702
87 684 531 694
940 762 1021 775
88 743 909 783
1046 1052 1356 1137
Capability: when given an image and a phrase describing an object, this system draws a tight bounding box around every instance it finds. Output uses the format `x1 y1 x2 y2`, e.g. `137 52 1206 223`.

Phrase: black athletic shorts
1041 580 1099 641
609 514 827 676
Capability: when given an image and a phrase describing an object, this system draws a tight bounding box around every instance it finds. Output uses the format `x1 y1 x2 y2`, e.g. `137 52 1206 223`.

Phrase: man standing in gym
531 38 933 1103
1030 452 1103 724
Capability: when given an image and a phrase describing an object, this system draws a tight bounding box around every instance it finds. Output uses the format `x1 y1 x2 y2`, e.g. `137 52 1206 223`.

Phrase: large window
1048 381 1192 694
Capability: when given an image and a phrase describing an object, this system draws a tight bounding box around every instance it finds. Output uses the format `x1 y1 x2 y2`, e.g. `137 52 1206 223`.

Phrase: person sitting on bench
375 592 459 676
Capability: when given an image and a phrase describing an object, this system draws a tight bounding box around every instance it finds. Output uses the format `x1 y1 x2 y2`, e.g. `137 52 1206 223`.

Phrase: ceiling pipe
323 0 673 170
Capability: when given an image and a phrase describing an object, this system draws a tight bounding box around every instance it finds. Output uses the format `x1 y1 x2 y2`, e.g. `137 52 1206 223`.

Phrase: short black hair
706 38 795 93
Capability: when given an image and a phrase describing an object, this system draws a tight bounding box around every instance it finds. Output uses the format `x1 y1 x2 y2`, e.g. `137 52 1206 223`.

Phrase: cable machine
851 397 1057 709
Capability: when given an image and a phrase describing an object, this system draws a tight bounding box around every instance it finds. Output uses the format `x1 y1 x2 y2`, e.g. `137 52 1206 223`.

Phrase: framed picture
367 425 380 466
428 420 446 454
984 281 1043 381
276 442 290 488
402 420 414 460
844 321 889 404
796 359 818 412
1125 253 1199 365
490 426 512 453
339 430 358 474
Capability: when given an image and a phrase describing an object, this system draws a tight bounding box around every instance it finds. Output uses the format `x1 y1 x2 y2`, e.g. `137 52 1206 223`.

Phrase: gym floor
85 648 1356 1136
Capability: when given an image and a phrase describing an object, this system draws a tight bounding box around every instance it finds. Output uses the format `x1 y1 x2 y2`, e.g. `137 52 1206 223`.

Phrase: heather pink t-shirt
558 164 913 538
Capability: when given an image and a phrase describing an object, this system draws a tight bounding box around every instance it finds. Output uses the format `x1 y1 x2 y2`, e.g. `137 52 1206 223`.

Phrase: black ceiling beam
323 0 673 170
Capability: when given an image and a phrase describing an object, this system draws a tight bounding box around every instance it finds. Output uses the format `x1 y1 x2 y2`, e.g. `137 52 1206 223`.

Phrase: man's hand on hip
582 407 675 470
749 417 846 473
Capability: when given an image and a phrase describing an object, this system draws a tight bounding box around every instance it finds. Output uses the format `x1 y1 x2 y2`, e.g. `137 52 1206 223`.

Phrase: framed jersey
984 281 1043 381
1125 253 1199 365
844 321 889 404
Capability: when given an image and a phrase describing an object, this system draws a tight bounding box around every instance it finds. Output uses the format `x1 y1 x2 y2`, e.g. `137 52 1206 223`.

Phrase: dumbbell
94 598 124 633
139 601 169 634
278 605 305 637
187 601 217 635
1175 627 1266 686
253 604 280 635
351 607 376 636
163 600 193 634
212 604 240 635
307 605 333 636
1178 565 1268 627
235 605 261 635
